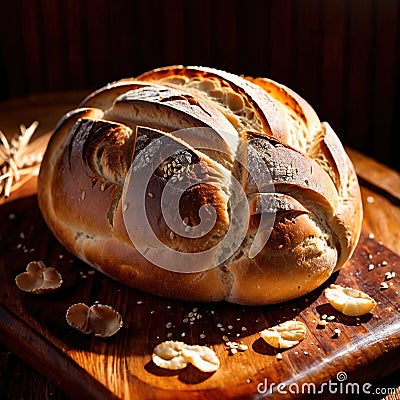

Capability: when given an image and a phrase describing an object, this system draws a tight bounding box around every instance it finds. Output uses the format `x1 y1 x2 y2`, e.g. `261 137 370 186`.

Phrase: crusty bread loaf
37 65 362 305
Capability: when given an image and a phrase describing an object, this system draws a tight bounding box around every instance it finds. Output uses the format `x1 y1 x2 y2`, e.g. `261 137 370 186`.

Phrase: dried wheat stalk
0 121 43 198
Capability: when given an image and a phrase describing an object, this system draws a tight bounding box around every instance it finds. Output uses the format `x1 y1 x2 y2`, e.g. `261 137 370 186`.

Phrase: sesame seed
381 260 388 266
167 333 173 338
123 203 128 212
81 190 86 200
276 353 283 360
182 318 188 323
228 325 233 330
169 231 175 240
321 314 327 320
385 271 395 280
181 332 186 337
137 300 143 305
333 328 341 338
166 322 172 329
327 315 335 321
366 196 375 204
150 310 155 314
183 217 189 225
19 232 25 239
230 348 238 355
380 282 389 290
8 213 16 219
241 327 247 331
303 351 309 355
317 319 328 327
222 335 229 342
238 344 248 351
147 192 154 198
368 264 375 271
217 323 222 328
200 334 206 339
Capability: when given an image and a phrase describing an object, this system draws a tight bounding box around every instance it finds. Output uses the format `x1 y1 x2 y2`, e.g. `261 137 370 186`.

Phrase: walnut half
15 261 63 294
66 303 123 338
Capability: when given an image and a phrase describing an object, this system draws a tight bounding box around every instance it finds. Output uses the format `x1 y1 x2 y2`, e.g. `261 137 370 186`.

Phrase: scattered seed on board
380 282 389 290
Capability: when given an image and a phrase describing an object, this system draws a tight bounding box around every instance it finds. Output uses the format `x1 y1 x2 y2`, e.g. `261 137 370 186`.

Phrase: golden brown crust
37 65 363 305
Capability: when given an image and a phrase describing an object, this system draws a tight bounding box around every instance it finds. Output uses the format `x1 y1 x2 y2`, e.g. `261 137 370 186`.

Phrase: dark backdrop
0 0 399 170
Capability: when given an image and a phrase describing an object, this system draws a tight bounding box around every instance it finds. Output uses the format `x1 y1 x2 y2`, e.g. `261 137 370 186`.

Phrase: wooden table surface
0 92 399 400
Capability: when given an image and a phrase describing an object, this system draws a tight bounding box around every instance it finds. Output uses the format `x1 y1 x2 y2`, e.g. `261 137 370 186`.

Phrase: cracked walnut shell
15 261 63 294
66 303 123 337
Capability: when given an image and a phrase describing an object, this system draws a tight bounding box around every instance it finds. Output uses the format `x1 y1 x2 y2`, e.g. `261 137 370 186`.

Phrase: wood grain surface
1 93 400 399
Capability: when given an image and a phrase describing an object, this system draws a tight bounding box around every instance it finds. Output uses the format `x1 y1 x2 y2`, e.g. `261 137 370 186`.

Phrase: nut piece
66 303 123 338
152 341 220 372
15 261 63 294
324 284 377 316
260 320 307 349
152 341 188 370
181 344 220 372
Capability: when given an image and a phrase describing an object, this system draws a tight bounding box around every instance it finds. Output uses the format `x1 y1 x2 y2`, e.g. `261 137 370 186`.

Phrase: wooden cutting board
0 176 399 400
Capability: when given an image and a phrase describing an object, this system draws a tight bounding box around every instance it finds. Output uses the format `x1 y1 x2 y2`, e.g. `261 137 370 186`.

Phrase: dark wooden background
0 0 399 171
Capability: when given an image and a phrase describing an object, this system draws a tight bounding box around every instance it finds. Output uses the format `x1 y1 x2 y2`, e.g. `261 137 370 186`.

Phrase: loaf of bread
37 66 362 305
